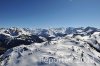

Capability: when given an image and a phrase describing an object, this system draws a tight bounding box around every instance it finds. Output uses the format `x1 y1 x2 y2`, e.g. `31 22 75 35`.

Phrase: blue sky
0 0 100 28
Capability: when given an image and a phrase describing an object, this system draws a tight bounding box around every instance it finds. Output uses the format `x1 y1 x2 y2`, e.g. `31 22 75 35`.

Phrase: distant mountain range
0 27 100 66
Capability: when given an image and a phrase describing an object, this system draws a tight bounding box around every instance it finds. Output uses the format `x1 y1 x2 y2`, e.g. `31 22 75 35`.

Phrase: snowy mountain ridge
0 27 99 37
0 27 100 66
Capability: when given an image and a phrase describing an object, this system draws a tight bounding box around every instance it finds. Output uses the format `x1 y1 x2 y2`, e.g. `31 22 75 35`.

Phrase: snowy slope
1 35 100 66
0 27 100 66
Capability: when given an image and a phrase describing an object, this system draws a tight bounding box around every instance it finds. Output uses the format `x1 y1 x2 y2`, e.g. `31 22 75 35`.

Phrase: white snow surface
1 27 100 66
1 35 100 66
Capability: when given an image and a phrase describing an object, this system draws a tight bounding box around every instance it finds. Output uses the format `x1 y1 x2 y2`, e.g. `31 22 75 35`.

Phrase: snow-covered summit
0 27 100 66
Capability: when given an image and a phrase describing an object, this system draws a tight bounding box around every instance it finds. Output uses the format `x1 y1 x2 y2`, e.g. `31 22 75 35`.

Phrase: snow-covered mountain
0 27 100 66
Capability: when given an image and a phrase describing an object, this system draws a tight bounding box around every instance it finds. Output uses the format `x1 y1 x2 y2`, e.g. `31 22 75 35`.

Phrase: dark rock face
6 35 44 49
73 34 85 38
0 34 9 47
30 35 44 43
4 28 20 36
55 33 67 37
45 37 55 41
84 27 97 35
6 39 31 49
0 34 44 55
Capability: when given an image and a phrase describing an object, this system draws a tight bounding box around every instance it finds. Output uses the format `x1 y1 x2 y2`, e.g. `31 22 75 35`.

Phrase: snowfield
0 27 100 66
